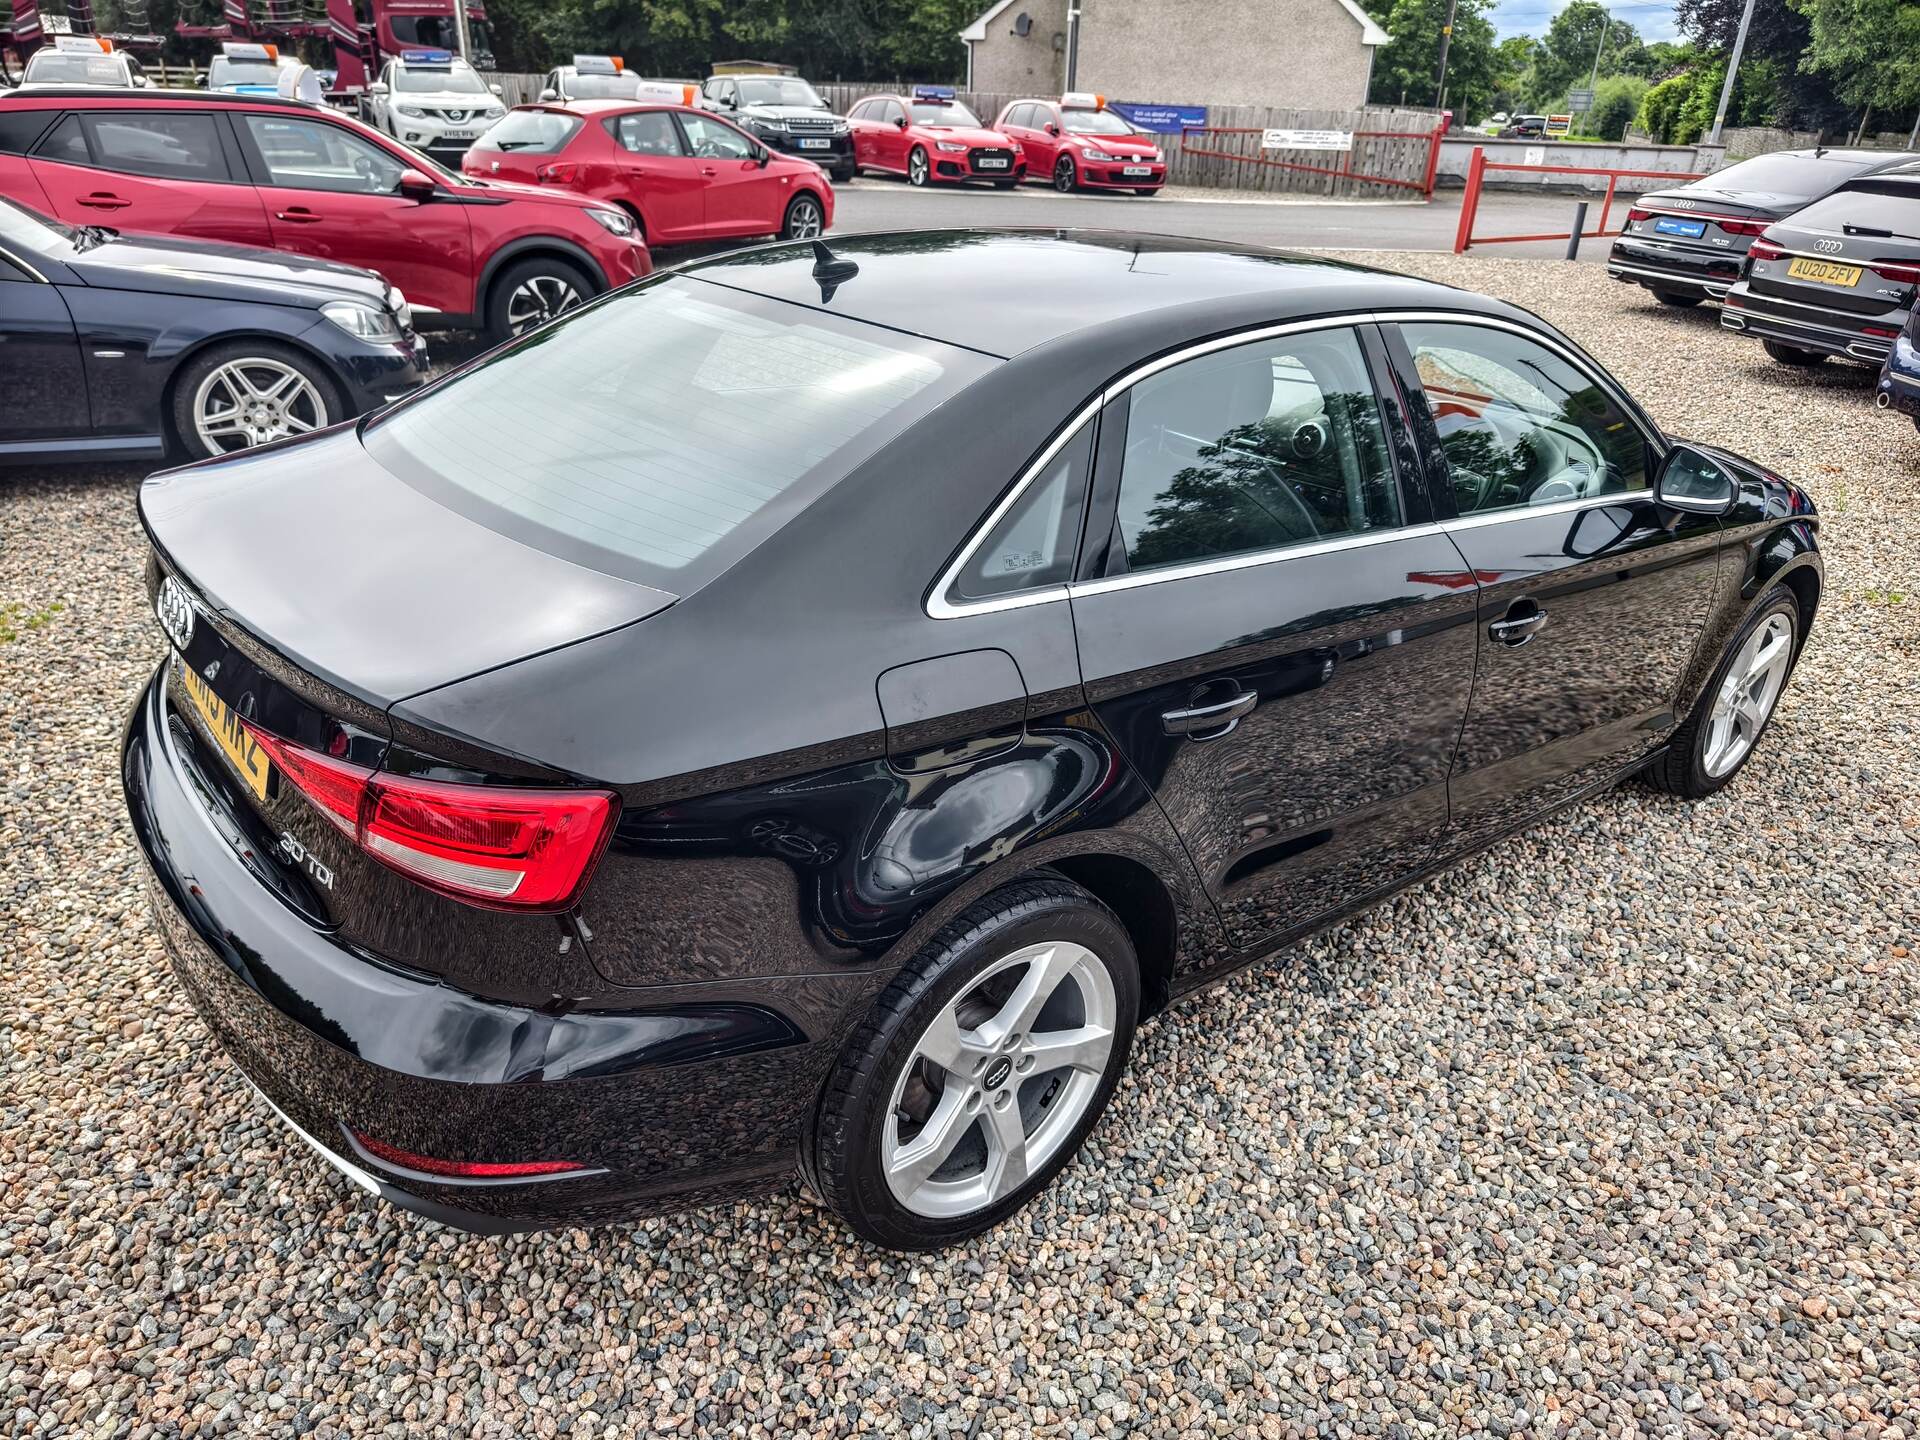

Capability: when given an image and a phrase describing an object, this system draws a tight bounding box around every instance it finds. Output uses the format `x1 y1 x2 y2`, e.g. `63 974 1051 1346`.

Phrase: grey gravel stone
2 256 1917 1438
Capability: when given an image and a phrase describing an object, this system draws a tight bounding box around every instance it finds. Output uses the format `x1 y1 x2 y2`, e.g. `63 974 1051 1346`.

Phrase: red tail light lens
1871 259 1920 285
535 161 580 183
351 1130 588 1179
1627 207 1650 224
1749 238 1786 261
1720 219 1770 237
239 720 618 910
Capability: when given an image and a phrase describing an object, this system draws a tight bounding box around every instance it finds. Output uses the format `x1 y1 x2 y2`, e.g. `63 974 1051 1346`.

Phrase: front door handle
78 193 131 210
275 208 325 223
1489 604 1549 646
1161 690 1257 740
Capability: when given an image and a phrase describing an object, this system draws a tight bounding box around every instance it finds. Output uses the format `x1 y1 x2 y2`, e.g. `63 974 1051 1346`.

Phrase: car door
605 110 705 242
675 111 775 237
847 101 879 167
1023 104 1061 172
235 110 474 318
1382 317 1721 846
0 248 91 448
1069 322 1481 951
27 109 274 248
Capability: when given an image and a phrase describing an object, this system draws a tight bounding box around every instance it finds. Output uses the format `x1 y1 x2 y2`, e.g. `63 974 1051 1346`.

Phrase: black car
1874 302 1920 430
1722 164 1920 366
701 71 853 180
123 231 1822 1250
1609 148 1917 308
0 197 426 464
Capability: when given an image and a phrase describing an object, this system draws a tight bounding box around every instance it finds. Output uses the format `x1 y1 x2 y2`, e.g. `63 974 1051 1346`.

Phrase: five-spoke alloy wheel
1646 585 1802 798
810 878 1139 1249
170 341 337 461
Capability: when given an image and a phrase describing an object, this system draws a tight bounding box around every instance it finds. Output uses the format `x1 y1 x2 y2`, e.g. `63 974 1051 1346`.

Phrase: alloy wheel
191 359 328 454
1703 612 1793 777
882 941 1117 1219
506 274 584 334
786 196 824 239
909 149 929 186
1054 157 1076 192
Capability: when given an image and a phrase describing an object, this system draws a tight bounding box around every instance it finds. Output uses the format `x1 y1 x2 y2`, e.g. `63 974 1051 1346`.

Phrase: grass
0 600 65 645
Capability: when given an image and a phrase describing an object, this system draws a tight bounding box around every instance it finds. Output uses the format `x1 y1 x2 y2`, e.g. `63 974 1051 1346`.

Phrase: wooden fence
485 73 1445 198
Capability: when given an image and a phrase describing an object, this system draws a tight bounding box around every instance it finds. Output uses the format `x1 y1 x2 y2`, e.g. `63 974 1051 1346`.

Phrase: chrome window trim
926 309 1663 620
0 242 49 283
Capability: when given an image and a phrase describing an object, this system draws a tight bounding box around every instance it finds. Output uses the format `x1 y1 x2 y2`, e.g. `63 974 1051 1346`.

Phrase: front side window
363 278 991 586
1112 327 1400 573
953 424 1093 601
81 112 228 181
678 113 754 159
1398 322 1649 517
609 111 684 157
243 114 408 194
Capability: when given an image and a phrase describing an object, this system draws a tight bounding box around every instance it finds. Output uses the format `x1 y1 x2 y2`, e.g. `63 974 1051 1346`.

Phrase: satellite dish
1013 11 1033 36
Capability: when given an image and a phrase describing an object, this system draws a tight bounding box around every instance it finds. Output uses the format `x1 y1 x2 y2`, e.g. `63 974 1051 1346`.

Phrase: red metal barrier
1452 145 1709 252
1179 117 1450 198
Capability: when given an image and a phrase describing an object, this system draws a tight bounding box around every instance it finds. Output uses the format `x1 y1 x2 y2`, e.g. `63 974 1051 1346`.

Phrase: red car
846 88 1024 188
0 87 650 341
462 99 833 246
994 94 1167 195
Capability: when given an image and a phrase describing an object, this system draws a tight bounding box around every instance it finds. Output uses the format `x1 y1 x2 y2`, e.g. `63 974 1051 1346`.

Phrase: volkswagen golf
125 230 1822 1250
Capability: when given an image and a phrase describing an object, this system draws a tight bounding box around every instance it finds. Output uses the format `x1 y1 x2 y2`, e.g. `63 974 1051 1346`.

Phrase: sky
1488 0 1683 42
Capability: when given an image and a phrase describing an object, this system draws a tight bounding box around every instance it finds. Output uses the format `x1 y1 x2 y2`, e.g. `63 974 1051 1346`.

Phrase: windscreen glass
911 101 981 126
737 78 824 107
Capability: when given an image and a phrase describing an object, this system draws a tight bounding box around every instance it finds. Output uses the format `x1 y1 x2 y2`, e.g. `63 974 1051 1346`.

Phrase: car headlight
830 119 850 134
1146 150 1163 163
322 301 403 343
1082 148 1118 162
936 140 968 153
587 207 635 237
749 118 785 134
398 104 426 119
484 104 505 118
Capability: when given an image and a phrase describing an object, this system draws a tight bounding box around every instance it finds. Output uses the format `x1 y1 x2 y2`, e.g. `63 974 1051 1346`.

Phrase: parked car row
1608 147 1920 434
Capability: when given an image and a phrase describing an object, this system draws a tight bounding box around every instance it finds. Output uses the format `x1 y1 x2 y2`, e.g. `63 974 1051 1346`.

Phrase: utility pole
1064 1 1082 91
1434 0 1459 110
1587 10 1614 91
1707 0 1757 146
451 0 473 63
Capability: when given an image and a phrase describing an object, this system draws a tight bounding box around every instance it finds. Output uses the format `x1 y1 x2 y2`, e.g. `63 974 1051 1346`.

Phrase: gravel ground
3 256 1918 1439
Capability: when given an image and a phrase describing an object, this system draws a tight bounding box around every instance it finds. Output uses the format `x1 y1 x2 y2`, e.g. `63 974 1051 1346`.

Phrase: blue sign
912 84 955 102
400 49 454 65
1108 101 1207 134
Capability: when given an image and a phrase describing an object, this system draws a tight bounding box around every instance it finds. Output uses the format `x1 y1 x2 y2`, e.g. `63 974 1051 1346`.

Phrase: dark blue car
0 196 428 464
1877 304 1920 432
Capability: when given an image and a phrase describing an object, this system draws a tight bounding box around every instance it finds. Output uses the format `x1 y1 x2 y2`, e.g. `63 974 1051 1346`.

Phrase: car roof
537 98 696 117
680 229 1491 359
0 85 313 109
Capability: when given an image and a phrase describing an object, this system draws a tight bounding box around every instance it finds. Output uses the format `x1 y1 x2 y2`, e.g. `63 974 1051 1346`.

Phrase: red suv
0 88 650 341
463 101 832 246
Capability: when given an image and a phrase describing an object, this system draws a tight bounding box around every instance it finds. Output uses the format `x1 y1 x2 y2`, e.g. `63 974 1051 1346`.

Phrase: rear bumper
1606 237 1743 299
1878 335 1920 416
122 667 883 1232
1722 284 1899 363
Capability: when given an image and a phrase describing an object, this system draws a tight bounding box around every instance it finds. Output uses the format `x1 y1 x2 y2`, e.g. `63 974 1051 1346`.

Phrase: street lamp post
1434 0 1459 110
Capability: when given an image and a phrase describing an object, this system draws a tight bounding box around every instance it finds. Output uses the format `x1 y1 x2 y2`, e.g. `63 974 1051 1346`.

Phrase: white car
364 50 505 161
537 56 694 104
21 36 148 89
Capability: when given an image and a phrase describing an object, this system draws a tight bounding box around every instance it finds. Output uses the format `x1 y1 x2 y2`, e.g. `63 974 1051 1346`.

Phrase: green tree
1674 0 1848 129
1636 70 1695 141
1361 0 1503 120
1530 0 1643 108
1490 35 1540 114
1788 0 1920 122
1583 73 1649 139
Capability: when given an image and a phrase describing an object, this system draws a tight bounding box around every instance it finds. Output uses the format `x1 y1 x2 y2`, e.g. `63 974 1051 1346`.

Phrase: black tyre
1052 155 1077 193
808 877 1140 1250
1763 338 1826 367
907 146 930 187
485 256 594 343
832 162 856 183
1654 289 1703 308
1134 187 1159 197
169 340 341 461
992 178 1017 189
781 192 826 240
1644 585 1801 799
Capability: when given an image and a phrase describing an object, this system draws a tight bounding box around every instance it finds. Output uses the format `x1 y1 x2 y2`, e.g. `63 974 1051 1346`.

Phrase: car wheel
1763 338 1825 367
1643 586 1801 799
781 192 825 240
1654 290 1702 308
833 163 856 183
1053 156 1077 193
1134 187 1158 197
170 341 340 461
808 876 1139 1250
908 147 930 187
993 178 1017 190
487 256 593 343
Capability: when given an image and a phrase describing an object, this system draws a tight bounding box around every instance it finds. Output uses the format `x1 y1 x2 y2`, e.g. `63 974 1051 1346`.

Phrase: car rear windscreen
363 277 993 589
472 109 582 152
1706 151 1880 200
1789 184 1920 234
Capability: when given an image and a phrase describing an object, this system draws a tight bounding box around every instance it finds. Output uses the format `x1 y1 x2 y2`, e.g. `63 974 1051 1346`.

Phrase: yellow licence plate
179 659 271 802
1786 256 1862 288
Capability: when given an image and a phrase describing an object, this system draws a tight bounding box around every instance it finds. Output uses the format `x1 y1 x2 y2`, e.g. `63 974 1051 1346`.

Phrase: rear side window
953 424 1092 601
607 111 684 157
34 114 91 164
474 109 583 154
363 278 993 586
82 112 230 181
0 109 54 155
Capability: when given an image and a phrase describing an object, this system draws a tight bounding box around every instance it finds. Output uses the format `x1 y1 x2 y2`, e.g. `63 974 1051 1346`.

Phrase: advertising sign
1107 101 1208 134
1261 128 1353 151
1544 113 1574 136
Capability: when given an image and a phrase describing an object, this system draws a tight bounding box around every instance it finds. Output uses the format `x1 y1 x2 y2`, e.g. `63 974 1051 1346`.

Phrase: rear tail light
535 161 580 183
351 1129 589 1179
1749 238 1786 261
240 720 618 910
1862 325 1899 337
1870 259 1920 285
1627 207 1650 224
1720 219 1770 237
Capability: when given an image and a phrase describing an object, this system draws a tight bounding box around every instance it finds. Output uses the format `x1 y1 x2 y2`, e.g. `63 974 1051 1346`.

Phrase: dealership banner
1108 102 1208 134
1260 128 1353 151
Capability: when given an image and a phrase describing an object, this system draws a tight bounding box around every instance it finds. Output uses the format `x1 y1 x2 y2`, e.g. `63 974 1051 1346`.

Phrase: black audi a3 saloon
125 230 1823 1249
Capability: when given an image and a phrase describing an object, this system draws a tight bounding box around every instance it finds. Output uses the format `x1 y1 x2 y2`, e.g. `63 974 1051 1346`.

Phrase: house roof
960 0 1389 48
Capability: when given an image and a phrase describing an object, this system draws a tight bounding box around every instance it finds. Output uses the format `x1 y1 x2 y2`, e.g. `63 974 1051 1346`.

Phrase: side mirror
894 115 908 130
1046 122 1059 136
1653 443 1737 515
489 82 503 95
538 87 556 101
396 170 437 202
368 81 388 96
754 145 771 167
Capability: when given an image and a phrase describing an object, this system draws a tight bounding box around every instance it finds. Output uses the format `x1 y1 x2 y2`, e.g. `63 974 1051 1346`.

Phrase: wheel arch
476 236 609 318
159 330 351 455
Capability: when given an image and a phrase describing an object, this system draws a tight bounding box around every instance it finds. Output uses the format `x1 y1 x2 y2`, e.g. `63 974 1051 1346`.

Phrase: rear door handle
1489 606 1549 646
78 193 131 210
276 208 324 223
1161 690 1257 740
